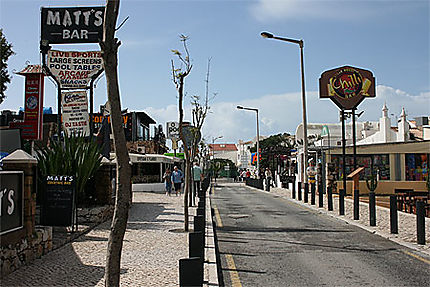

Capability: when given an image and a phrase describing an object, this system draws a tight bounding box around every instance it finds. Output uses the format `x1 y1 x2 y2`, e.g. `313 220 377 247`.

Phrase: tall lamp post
237 106 260 179
260 31 309 183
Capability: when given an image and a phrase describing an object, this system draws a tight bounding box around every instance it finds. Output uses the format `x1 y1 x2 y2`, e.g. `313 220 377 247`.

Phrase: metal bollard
304 183 309 203
416 201 426 245
292 180 296 199
189 231 204 259
198 200 205 209
339 189 345 215
318 183 323 208
179 257 203 286
369 192 376 226
310 183 316 205
327 186 333 211
390 195 398 234
298 182 302 201
353 189 359 220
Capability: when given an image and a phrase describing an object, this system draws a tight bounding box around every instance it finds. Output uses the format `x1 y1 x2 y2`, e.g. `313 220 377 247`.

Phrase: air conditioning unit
137 144 146 154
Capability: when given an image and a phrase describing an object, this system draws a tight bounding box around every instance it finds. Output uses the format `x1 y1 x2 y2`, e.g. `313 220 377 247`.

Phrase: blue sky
1 0 429 144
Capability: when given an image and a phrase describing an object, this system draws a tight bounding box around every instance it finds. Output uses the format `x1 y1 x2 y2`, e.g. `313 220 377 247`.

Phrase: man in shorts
171 166 183 196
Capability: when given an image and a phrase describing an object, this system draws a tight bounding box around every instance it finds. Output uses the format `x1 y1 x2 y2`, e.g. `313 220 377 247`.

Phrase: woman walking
163 168 172 196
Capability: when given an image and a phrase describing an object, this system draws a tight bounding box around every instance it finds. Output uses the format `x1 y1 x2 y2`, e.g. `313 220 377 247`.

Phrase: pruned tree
100 1 132 286
172 35 193 231
0 28 15 104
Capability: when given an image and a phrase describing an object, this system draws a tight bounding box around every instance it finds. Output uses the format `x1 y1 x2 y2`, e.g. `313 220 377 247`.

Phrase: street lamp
260 31 309 183
237 105 260 179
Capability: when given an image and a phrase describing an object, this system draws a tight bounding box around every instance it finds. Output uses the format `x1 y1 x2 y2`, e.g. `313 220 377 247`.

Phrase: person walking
163 168 172 196
265 168 273 187
192 162 203 205
171 166 183 196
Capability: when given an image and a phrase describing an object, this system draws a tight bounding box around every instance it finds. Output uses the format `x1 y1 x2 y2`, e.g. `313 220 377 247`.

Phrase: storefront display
331 154 390 180
405 153 429 181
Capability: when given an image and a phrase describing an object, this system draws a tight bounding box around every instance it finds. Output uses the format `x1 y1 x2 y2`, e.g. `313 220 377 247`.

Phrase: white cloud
145 85 429 147
250 0 375 22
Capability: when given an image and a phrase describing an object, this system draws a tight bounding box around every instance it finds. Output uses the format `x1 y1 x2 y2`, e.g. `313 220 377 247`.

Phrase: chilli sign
319 66 375 110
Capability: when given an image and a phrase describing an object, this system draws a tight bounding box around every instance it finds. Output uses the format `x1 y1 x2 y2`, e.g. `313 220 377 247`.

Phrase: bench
394 189 429 215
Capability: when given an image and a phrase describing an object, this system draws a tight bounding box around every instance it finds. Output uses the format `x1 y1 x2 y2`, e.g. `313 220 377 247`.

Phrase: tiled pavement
1 191 191 286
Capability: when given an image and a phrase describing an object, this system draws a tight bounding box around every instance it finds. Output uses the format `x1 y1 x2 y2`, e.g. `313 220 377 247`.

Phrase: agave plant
36 133 102 202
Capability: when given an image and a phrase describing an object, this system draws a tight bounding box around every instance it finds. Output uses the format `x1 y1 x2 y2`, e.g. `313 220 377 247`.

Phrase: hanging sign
319 66 375 110
62 91 90 136
0 171 24 235
41 6 105 44
47 50 103 88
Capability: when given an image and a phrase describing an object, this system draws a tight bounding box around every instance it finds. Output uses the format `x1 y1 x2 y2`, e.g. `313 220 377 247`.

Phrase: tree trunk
101 1 132 286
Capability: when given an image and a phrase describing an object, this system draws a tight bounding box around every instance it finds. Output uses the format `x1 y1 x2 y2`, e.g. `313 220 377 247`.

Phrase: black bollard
369 192 376 226
327 186 333 211
416 201 425 245
318 183 323 208
189 231 204 259
390 195 398 234
310 183 316 205
353 189 359 220
194 215 204 232
298 182 302 201
179 257 203 286
304 183 309 203
339 189 345 215
292 179 296 199
198 200 205 209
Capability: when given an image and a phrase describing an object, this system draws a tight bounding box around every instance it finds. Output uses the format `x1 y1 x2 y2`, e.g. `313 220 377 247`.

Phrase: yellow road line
226 254 242 287
213 206 223 227
402 250 430 265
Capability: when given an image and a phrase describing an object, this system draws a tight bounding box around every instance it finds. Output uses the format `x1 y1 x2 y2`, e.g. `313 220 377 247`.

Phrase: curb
204 185 220 287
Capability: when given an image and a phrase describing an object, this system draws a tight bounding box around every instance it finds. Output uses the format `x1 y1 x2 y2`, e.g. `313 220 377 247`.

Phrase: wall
336 180 427 195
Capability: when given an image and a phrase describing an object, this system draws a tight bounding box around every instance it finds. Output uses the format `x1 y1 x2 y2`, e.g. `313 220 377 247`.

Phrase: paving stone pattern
269 186 430 255
1 192 191 286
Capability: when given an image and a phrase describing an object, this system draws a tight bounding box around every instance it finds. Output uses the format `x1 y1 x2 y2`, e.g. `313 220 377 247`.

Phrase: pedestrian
171 166 183 196
265 168 273 187
246 169 251 178
163 168 172 196
192 162 203 205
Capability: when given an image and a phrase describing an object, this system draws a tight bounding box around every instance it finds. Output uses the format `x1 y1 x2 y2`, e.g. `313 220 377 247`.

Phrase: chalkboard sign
41 175 75 227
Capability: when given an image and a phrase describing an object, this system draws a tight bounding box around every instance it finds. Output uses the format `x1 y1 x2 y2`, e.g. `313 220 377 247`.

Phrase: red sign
319 66 375 110
22 74 44 140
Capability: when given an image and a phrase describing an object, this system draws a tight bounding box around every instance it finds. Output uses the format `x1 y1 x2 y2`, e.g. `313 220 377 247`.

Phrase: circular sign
332 69 363 99
26 96 38 110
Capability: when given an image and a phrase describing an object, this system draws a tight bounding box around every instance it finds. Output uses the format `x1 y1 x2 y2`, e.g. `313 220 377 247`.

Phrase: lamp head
260 32 274 39
236 105 244 110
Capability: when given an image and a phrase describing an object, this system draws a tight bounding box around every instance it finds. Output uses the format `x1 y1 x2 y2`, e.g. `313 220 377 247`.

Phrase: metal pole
300 43 309 184
352 109 357 169
416 201 425 245
390 195 398 234
57 86 62 139
256 109 260 179
340 109 346 215
89 85 94 139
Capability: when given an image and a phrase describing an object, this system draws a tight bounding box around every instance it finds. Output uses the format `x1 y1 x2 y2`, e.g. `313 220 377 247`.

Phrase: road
212 183 430 287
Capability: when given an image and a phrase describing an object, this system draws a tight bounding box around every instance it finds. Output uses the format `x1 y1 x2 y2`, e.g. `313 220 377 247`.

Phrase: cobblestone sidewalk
1 192 192 287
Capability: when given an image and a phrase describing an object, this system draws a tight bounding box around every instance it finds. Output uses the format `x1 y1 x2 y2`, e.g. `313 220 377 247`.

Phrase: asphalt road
212 183 430 287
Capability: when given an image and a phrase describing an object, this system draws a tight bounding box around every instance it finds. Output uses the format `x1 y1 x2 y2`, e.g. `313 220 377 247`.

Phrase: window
405 153 429 181
332 154 390 180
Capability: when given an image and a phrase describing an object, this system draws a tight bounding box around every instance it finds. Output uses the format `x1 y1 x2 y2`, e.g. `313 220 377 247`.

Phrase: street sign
319 66 375 110
41 7 105 44
166 122 180 139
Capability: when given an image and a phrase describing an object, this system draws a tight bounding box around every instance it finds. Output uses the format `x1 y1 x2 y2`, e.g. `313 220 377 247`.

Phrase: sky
1 0 429 146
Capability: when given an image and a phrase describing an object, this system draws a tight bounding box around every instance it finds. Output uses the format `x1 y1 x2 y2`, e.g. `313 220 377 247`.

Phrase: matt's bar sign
0 171 24 235
41 7 105 44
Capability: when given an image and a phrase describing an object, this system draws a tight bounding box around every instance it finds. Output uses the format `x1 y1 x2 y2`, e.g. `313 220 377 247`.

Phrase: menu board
41 175 75 227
